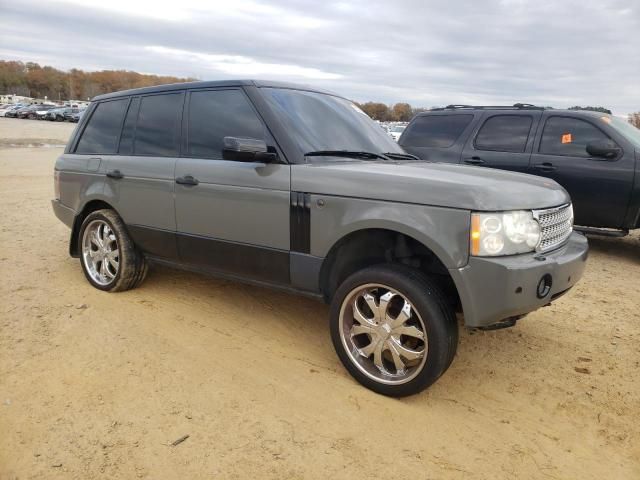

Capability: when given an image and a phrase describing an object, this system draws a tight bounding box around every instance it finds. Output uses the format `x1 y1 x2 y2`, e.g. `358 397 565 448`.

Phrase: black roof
429 103 545 111
92 79 342 102
422 104 609 118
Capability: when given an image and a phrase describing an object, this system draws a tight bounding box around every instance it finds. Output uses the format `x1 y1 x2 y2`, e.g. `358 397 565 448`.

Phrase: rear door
399 113 476 162
101 92 184 259
528 114 633 228
174 88 290 284
461 111 541 172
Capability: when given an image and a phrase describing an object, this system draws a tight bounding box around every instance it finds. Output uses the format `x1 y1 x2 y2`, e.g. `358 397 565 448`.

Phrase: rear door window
474 115 533 153
134 93 184 156
75 99 128 154
118 97 140 155
539 116 614 158
402 114 473 147
187 89 265 159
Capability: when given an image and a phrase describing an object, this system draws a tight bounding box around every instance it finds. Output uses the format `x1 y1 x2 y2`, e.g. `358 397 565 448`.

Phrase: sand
0 117 638 479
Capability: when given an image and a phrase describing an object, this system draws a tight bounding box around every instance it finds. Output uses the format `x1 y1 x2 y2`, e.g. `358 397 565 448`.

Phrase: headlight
471 211 541 256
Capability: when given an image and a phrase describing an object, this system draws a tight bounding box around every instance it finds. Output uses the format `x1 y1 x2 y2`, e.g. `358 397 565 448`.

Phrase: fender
309 194 470 269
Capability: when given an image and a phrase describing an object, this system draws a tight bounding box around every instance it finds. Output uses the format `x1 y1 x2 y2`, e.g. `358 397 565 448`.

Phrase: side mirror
586 140 621 159
222 137 277 163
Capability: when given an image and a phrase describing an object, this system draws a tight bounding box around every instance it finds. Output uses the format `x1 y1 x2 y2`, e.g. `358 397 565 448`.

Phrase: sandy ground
0 117 638 479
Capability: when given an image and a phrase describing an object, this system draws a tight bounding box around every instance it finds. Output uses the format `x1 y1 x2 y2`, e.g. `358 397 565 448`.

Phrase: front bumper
52 199 75 228
450 231 588 328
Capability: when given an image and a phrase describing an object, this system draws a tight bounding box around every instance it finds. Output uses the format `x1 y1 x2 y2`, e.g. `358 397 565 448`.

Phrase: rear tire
78 209 148 292
330 264 458 397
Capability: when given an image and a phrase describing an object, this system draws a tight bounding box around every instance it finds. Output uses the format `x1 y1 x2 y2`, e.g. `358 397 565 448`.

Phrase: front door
461 111 541 173
528 114 634 228
174 88 291 284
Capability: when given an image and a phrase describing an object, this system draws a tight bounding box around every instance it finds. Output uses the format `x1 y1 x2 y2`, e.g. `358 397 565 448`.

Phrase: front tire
330 264 458 397
78 209 148 292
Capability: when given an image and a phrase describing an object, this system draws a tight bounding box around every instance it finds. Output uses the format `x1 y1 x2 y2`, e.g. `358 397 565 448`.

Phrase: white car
0 105 23 117
389 124 406 141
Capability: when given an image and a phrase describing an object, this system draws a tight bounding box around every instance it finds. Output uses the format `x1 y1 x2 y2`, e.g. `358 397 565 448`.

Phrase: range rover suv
52 81 588 396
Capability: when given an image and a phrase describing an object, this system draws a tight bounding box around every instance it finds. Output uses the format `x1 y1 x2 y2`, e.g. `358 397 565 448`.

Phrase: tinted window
402 115 473 148
188 90 265 159
134 93 183 156
75 99 128 154
475 115 533 152
540 116 614 157
118 97 140 155
261 88 403 154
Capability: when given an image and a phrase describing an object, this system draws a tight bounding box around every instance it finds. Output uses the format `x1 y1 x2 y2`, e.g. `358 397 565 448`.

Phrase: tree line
355 102 426 122
0 60 194 101
1 59 638 127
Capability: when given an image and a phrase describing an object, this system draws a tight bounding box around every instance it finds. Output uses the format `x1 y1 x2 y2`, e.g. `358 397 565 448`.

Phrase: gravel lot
0 117 638 479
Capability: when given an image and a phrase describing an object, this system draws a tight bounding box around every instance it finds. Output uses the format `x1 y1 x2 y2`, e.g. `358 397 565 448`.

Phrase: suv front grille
534 204 573 252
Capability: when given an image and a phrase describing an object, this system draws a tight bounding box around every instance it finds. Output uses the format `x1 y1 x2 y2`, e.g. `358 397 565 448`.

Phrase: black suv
399 105 640 234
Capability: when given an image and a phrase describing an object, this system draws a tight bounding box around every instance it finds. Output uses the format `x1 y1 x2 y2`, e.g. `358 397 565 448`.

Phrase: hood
291 160 569 211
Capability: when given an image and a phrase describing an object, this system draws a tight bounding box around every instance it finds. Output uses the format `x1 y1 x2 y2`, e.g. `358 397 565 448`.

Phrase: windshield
607 116 640 149
391 125 406 133
261 88 404 157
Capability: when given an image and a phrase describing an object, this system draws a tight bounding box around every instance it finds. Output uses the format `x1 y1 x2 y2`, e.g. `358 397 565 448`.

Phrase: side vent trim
290 192 311 253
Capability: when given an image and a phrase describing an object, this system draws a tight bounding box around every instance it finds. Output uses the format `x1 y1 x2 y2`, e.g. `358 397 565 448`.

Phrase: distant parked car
46 107 77 121
67 109 86 123
16 105 41 119
34 105 58 120
0 105 16 117
4 104 29 118
389 124 406 141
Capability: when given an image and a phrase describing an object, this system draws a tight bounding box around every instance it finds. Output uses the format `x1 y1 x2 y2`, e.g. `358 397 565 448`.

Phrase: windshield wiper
383 152 420 160
304 150 391 161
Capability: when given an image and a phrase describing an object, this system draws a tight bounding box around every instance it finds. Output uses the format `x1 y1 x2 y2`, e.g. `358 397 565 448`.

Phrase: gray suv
52 80 588 396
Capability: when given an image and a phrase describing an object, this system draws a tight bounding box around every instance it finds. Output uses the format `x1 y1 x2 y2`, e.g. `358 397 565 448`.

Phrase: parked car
65 108 85 122
0 105 19 117
4 104 29 118
45 107 78 122
16 105 41 119
388 124 406 141
52 81 587 396
34 104 58 120
399 105 640 235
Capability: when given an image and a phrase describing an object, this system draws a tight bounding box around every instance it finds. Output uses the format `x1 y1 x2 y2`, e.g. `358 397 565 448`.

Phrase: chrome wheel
338 284 428 385
82 219 120 286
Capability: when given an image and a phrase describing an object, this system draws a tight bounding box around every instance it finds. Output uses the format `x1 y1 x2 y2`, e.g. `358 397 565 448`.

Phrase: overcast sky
0 0 638 114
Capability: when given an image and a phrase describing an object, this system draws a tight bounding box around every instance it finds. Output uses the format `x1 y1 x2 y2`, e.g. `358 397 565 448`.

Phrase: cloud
144 46 342 80
0 0 638 114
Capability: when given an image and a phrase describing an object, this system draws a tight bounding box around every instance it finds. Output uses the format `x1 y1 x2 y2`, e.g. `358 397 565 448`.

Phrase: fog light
537 274 552 299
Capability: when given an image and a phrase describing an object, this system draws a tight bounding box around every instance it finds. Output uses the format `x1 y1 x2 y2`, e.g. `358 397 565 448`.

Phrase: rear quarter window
401 114 473 148
75 99 128 154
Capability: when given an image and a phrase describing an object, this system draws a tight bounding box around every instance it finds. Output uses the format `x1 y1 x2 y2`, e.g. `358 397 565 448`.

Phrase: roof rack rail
429 103 546 111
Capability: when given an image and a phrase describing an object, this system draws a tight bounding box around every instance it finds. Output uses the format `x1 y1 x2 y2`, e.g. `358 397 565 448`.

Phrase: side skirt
146 256 324 301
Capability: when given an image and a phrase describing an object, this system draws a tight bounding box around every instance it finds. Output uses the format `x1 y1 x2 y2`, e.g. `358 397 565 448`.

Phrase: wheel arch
318 227 461 313
69 199 118 257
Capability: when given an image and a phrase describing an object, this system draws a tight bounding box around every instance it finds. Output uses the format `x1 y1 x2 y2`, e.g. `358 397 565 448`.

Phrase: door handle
106 169 124 179
176 175 199 186
463 156 485 165
533 162 556 172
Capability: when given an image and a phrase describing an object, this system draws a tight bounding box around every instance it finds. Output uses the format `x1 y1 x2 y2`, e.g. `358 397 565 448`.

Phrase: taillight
54 170 61 200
